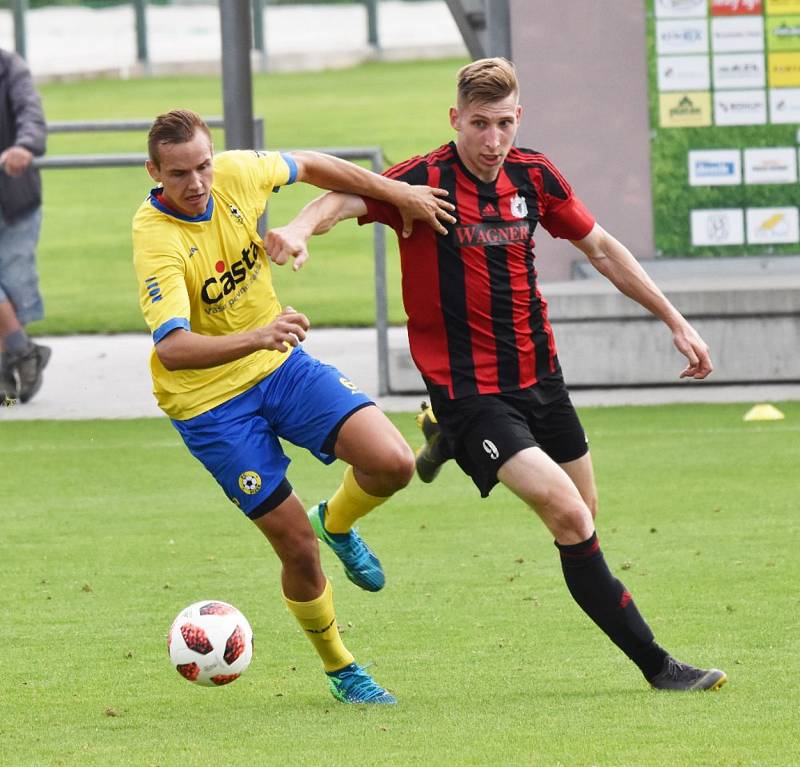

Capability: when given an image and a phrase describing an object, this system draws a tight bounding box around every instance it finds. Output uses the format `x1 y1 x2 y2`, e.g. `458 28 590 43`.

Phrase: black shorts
427 379 589 498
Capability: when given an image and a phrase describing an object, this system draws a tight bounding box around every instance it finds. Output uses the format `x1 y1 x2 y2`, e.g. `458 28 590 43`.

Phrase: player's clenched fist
265 226 310 271
258 305 310 352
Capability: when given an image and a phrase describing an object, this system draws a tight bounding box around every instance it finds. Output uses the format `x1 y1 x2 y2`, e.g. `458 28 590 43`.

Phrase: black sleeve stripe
532 156 572 194
384 144 454 185
537 164 571 201
383 156 425 181
509 147 572 195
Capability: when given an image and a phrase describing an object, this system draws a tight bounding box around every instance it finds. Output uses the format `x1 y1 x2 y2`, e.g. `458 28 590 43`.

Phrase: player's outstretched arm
155 307 310 370
571 223 713 380
265 192 367 272
288 150 455 237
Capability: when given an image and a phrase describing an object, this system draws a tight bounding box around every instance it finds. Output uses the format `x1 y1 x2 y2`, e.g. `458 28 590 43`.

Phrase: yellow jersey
132 150 296 420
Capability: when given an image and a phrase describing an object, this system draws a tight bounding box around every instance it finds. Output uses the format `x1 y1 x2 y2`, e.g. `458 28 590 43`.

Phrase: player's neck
454 144 502 184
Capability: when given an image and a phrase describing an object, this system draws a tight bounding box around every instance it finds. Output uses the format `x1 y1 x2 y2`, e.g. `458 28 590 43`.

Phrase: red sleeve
356 155 430 234
526 156 596 240
357 196 403 235
541 194 595 240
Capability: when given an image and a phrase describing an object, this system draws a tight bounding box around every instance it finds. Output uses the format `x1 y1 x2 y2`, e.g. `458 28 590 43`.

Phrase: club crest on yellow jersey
229 205 244 224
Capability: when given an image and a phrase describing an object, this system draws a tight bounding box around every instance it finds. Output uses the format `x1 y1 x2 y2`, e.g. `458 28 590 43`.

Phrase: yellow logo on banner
767 0 800 14
659 92 712 127
769 51 800 84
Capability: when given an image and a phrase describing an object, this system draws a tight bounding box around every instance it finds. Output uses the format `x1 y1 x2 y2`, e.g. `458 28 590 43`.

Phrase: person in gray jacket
0 48 49 405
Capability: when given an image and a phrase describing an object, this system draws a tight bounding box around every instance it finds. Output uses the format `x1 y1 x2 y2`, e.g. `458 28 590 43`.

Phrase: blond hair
456 57 519 107
147 109 212 167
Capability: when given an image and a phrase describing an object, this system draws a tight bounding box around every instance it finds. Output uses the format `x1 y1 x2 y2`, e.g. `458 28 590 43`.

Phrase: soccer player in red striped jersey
266 58 726 692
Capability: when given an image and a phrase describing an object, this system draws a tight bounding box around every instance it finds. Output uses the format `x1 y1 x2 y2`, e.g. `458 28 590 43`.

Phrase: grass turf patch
2 403 799 766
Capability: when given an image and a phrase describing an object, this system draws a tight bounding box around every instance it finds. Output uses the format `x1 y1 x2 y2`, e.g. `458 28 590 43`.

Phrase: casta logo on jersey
201 241 260 304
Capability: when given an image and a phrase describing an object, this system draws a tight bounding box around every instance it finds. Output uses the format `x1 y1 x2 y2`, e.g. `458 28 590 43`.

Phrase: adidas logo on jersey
481 202 499 218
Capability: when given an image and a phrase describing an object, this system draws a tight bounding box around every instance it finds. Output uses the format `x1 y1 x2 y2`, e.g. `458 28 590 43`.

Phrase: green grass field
3 403 799 766
32 58 467 336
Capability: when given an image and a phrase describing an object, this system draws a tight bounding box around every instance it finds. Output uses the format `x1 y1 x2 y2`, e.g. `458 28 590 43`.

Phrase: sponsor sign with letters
688 149 743 185
712 0 764 14
768 50 800 84
656 19 709 55
713 52 767 87
711 15 766 51
766 0 800 15
655 0 709 16
660 91 713 126
658 55 711 91
746 206 800 243
766 15 800 50
743 146 798 182
714 88 768 123
690 208 746 246
769 86 800 120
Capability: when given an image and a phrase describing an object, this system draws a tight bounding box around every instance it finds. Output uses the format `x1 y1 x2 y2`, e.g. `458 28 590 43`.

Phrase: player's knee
531 488 593 542
552 504 595 542
361 440 415 491
385 441 415 489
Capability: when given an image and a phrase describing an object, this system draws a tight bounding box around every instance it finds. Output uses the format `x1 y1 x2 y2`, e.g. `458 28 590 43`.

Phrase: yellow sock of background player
284 580 354 672
324 464 389 534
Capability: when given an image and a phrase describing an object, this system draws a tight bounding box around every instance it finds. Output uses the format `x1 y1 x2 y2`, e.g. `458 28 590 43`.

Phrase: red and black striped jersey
358 142 595 400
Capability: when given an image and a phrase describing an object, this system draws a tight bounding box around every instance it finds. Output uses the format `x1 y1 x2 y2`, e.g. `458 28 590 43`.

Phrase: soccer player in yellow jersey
132 109 455 704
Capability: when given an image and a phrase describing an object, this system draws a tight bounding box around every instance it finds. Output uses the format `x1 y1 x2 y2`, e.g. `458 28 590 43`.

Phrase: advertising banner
648 0 800 255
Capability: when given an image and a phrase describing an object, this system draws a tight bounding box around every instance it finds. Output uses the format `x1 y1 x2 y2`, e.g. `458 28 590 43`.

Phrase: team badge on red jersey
510 194 528 219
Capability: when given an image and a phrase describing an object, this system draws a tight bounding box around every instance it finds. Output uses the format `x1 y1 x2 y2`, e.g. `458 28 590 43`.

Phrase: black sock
556 532 668 680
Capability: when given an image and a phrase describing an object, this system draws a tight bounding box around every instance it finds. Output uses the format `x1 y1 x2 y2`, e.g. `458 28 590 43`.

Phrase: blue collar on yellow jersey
148 188 214 222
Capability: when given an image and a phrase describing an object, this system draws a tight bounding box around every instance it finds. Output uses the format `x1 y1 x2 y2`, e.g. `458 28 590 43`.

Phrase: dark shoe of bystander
10 343 51 404
0 352 19 405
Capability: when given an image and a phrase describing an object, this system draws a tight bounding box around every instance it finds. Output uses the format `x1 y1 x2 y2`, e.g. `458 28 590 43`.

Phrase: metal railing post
365 0 380 53
12 0 28 60
133 0 150 74
370 148 390 396
254 117 269 236
220 0 255 150
252 0 268 71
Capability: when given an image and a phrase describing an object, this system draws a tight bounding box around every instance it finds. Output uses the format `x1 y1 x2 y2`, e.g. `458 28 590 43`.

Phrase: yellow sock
284 580 354 673
324 465 389 534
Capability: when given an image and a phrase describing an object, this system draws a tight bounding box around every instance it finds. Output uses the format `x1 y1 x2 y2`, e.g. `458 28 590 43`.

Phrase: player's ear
145 159 161 183
449 107 460 131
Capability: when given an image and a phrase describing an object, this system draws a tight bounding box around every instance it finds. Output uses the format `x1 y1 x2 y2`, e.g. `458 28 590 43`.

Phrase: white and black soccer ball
167 600 253 686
